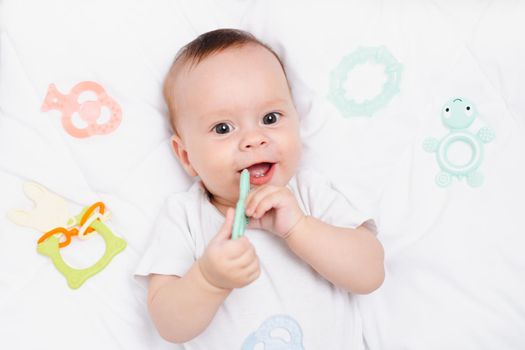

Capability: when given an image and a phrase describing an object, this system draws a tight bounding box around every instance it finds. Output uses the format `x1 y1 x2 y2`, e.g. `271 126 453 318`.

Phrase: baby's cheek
286 137 302 167
206 172 238 203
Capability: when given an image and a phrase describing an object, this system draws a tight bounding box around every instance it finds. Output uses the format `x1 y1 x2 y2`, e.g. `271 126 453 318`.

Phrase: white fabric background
1 1 524 349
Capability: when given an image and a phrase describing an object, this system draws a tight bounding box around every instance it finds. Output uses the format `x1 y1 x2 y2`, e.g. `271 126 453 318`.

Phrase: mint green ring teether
232 169 250 240
37 206 127 289
329 46 402 117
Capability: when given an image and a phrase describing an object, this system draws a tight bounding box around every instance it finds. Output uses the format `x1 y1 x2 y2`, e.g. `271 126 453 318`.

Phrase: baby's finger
245 185 280 217
244 259 261 283
221 235 253 259
251 189 289 219
247 217 262 230
232 243 257 268
211 208 235 242
244 185 262 210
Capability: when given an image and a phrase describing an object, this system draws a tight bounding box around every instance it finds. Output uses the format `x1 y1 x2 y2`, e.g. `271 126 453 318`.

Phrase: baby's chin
205 187 237 206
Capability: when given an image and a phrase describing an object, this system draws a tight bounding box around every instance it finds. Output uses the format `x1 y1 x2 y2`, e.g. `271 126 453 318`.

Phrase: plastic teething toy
7 182 126 289
329 46 402 117
37 204 126 289
232 169 250 240
41 81 122 138
36 202 108 248
8 182 73 233
423 97 495 187
241 315 305 350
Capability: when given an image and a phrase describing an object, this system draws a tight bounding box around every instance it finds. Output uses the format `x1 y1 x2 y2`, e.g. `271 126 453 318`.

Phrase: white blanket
1 1 524 349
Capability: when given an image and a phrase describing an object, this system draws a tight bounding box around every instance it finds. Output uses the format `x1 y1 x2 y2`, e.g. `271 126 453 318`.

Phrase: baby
136 28 384 349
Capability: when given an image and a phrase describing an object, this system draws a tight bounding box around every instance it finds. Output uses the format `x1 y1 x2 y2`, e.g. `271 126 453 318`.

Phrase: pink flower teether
41 81 122 138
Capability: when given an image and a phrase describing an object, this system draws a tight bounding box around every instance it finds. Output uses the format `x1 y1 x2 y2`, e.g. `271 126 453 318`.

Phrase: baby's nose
240 131 269 150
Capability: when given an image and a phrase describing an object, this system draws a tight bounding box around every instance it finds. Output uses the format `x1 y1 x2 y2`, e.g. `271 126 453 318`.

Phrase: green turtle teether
232 169 250 240
423 97 495 187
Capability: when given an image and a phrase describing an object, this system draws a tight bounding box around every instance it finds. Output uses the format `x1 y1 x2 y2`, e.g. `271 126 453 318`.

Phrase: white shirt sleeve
134 193 197 278
290 169 376 232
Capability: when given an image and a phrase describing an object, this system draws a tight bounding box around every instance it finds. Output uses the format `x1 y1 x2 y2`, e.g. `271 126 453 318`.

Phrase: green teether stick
232 169 250 240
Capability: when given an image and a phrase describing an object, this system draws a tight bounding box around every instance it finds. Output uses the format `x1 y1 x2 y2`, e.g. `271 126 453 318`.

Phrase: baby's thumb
212 208 235 242
247 217 262 230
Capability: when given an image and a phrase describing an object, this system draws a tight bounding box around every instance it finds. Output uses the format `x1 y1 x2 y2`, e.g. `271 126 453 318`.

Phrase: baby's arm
285 216 384 294
147 266 229 343
147 208 260 343
246 185 384 294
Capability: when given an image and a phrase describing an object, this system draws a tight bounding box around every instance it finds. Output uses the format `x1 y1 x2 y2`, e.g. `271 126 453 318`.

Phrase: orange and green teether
8 182 126 289
37 205 126 289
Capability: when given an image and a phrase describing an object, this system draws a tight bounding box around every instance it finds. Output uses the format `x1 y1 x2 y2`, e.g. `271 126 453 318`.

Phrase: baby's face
170 44 301 211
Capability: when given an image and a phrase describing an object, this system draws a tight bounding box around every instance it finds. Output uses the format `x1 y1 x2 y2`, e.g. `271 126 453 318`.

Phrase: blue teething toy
423 97 495 187
232 169 250 240
241 315 305 350
329 46 402 117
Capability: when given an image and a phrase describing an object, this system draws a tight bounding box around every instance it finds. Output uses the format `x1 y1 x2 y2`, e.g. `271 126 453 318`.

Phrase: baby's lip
243 162 276 186
237 161 276 173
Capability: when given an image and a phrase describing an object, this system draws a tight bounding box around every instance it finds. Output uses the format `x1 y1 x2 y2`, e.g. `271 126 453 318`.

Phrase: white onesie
135 169 373 350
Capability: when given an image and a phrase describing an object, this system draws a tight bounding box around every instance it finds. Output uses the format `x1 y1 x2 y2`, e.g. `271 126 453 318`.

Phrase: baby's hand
245 185 305 238
198 208 260 290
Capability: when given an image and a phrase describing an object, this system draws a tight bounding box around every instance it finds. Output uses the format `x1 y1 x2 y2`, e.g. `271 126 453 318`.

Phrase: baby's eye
262 112 281 125
213 122 233 134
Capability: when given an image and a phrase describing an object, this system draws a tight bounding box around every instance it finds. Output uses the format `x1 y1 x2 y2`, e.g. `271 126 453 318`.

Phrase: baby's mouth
242 162 276 185
247 162 272 178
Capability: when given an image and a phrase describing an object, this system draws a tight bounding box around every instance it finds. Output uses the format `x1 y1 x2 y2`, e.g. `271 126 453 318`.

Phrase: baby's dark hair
163 28 287 133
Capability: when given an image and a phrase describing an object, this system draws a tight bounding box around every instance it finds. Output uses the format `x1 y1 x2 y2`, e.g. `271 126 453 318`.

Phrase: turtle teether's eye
465 105 473 117
443 106 451 118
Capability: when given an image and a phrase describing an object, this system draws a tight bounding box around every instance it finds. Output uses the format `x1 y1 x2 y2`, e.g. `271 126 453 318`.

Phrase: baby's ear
170 135 198 177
